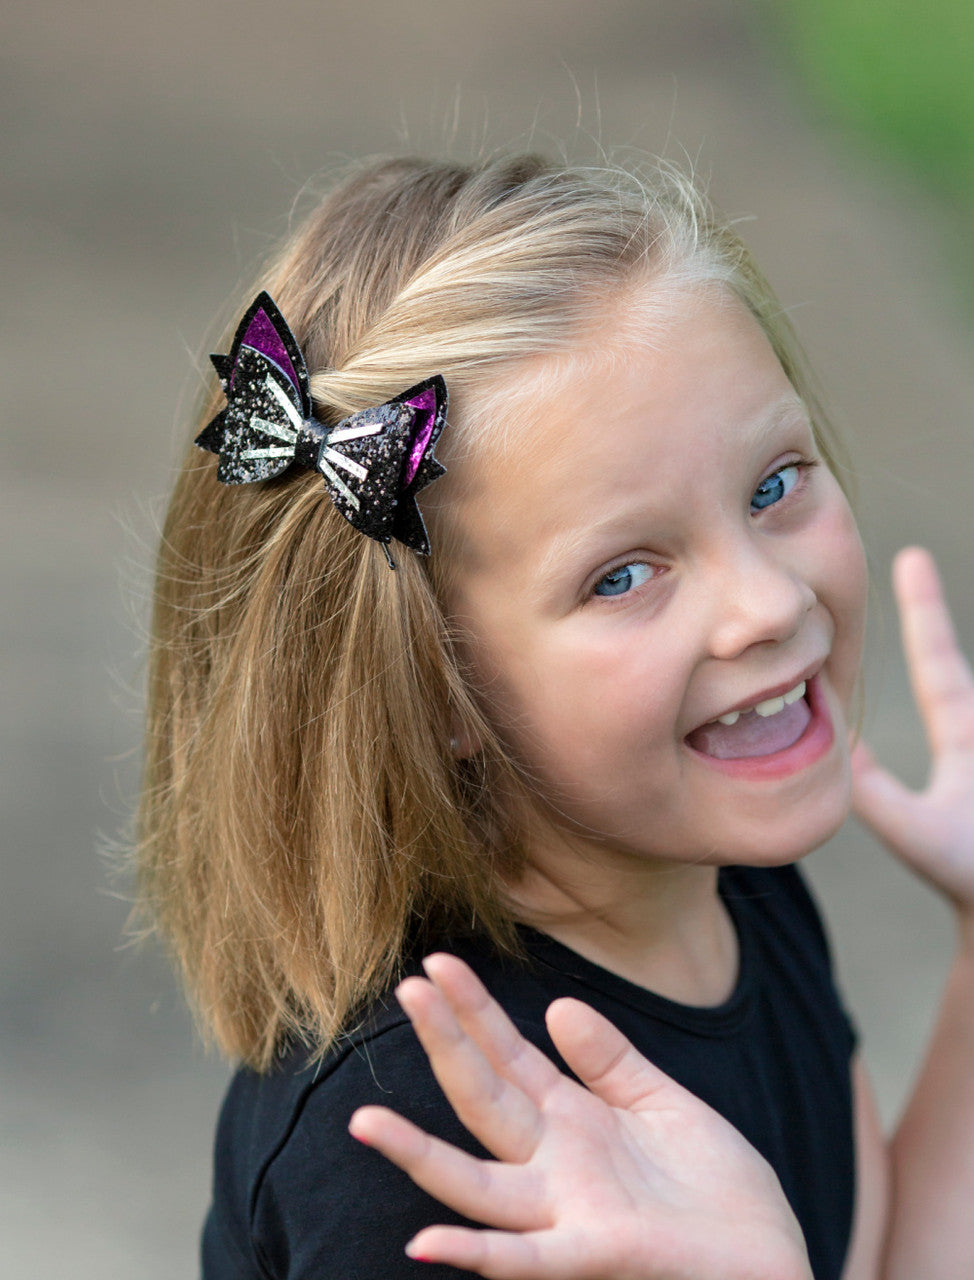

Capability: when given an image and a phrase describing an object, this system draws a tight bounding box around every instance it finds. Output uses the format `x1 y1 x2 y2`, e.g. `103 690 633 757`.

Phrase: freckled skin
440 290 867 874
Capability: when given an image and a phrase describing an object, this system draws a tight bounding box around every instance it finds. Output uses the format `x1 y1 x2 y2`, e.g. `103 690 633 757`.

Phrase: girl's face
441 287 867 871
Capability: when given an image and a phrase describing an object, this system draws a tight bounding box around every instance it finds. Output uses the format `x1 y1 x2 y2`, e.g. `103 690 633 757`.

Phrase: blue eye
751 464 801 513
593 562 655 598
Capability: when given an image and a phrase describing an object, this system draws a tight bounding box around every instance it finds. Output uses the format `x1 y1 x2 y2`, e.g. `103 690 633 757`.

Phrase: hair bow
195 292 447 560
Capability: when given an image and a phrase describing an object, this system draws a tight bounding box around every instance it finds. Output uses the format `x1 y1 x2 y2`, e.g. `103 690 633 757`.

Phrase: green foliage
773 0 974 208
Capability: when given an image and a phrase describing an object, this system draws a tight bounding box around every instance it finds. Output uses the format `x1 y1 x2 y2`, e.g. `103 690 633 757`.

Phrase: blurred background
3 1 973 1274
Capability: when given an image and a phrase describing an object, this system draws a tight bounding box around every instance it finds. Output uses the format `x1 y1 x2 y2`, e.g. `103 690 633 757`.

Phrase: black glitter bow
195 292 447 558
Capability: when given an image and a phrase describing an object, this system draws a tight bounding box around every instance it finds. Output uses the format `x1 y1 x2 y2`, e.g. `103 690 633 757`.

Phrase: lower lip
685 674 835 781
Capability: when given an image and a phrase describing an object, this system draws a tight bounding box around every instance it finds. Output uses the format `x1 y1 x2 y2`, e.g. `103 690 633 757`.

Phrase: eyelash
589 458 819 602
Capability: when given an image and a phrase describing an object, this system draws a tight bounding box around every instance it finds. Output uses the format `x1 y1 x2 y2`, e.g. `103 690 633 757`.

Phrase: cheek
487 627 684 778
814 495 868 689
831 502 867 621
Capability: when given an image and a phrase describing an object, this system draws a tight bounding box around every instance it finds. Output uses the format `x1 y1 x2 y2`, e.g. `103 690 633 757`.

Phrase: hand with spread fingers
850 547 974 1278
349 953 812 1280
852 547 974 915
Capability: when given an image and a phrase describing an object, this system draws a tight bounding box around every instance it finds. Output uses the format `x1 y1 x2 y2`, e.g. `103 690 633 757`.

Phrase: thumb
850 739 922 862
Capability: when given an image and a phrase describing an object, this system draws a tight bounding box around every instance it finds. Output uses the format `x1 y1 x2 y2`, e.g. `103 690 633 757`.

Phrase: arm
851 547 974 1279
840 1059 889 1280
350 954 812 1280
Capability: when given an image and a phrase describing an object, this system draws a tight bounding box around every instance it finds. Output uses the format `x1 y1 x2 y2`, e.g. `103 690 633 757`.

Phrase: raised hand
852 547 974 914
349 954 811 1280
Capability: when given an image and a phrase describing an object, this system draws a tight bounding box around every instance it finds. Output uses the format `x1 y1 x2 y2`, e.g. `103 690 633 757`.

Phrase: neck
506 827 739 1007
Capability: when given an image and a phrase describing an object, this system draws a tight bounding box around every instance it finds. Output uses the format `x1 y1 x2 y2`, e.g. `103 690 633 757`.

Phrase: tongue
687 699 811 760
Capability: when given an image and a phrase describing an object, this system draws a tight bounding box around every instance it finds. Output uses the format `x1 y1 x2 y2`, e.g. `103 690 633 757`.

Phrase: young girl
137 154 974 1280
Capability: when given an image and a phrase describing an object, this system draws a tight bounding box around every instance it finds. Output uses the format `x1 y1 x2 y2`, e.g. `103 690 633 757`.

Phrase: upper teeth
715 681 806 726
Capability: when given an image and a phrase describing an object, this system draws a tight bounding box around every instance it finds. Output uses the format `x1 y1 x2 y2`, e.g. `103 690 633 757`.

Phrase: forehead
432 288 805 581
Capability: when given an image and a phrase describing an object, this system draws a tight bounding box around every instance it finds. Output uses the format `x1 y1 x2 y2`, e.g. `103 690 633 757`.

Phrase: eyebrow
532 515 642 594
749 393 811 447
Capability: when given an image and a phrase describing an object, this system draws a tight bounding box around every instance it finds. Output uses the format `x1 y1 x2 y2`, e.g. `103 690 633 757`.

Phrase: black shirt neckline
516 865 756 1037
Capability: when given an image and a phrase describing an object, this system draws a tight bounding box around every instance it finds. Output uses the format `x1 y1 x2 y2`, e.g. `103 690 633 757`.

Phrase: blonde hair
136 154 843 1070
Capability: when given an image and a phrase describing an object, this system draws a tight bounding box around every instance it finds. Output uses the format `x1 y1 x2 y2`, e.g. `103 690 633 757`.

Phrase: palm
853 547 974 908
350 954 810 1280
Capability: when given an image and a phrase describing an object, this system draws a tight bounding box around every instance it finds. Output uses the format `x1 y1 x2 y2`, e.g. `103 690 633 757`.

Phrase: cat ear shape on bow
195 291 315 485
195 292 447 558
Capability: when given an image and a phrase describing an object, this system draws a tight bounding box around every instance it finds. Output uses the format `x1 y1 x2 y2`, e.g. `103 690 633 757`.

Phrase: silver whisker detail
318 457 360 510
322 447 368 482
251 414 298 445
240 446 294 460
265 377 304 435
328 422 382 444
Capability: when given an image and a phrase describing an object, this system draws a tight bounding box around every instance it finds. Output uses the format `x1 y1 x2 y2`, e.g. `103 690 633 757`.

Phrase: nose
705 541 816 661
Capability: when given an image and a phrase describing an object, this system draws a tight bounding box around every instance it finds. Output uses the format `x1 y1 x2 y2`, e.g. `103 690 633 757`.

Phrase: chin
720 782 853 866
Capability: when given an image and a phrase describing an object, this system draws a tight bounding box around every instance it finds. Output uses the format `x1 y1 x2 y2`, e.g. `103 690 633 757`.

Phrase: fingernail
405 1240 431 1262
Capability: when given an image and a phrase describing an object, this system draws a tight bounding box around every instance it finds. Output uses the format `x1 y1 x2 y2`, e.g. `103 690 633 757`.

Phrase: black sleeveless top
202 864 857 1280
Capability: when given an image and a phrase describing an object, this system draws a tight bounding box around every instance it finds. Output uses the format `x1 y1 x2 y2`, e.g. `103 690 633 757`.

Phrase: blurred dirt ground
3 2 973 1275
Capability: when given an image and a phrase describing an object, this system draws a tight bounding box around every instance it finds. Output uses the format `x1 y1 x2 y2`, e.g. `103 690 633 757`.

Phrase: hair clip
195 292 447 563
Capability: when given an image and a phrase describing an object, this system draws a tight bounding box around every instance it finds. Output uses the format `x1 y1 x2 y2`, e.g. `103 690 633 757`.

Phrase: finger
850 739 924 862
395 975 543 1162
406 1226 558 1280
348 1107 539 1232
544 997 682 1113
421 954 568 1102
893 547 974 753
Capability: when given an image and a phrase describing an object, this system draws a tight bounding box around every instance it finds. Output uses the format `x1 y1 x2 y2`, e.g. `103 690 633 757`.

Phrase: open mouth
685 679 812 760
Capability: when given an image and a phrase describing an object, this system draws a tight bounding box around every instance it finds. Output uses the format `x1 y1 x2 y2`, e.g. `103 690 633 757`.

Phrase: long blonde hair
136 154 843 1070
